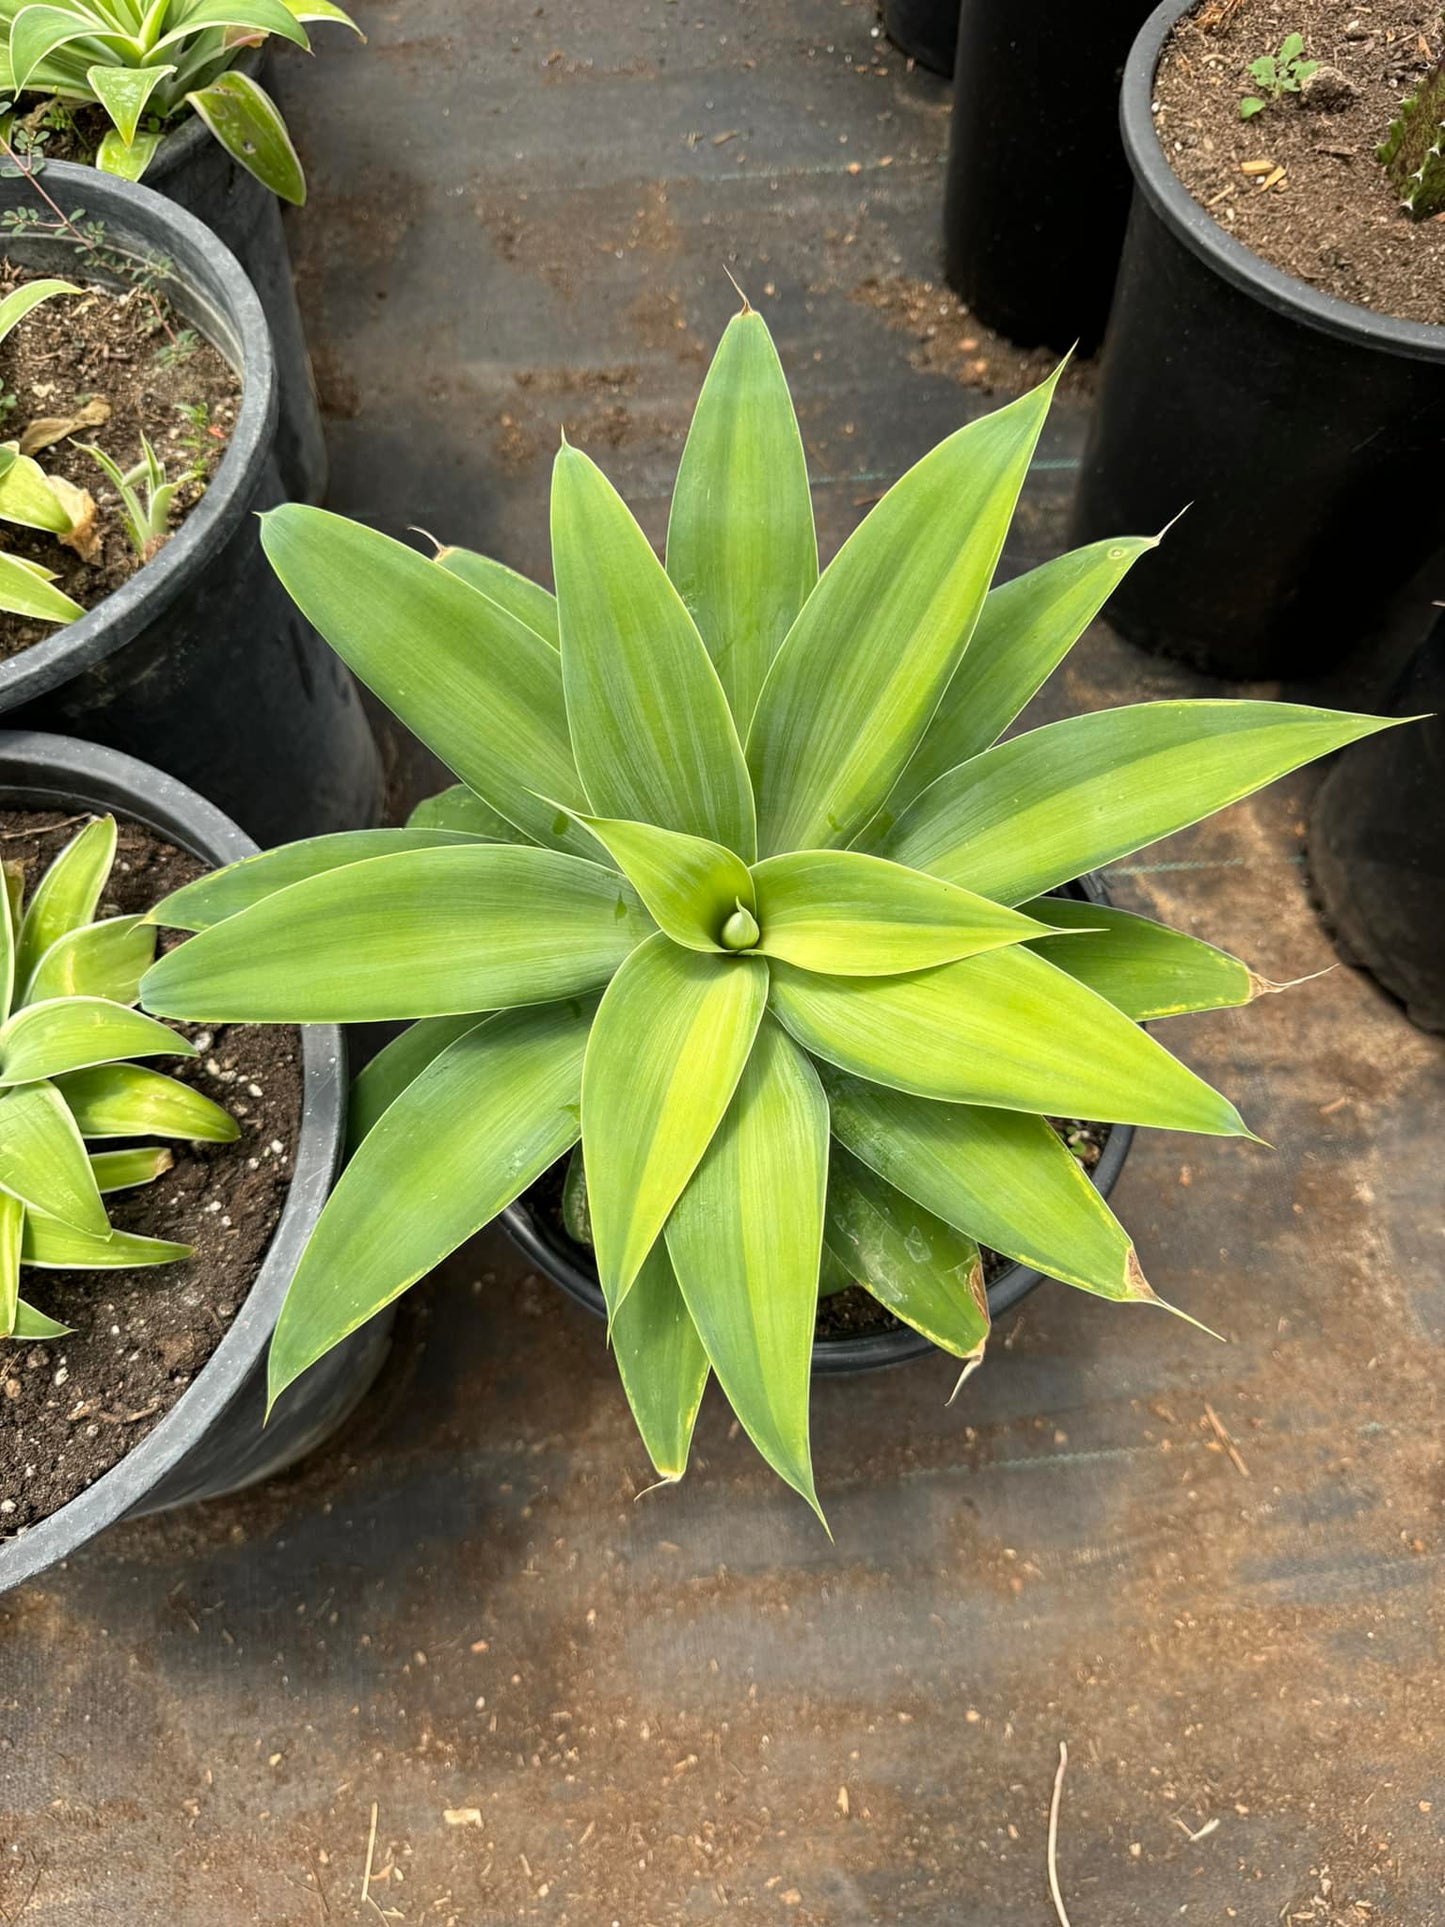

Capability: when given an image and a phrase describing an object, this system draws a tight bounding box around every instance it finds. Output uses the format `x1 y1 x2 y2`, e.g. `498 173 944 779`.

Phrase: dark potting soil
0 809 301 1537
530 1120 1112 1345
0 261 240 657
1155 0 1445 326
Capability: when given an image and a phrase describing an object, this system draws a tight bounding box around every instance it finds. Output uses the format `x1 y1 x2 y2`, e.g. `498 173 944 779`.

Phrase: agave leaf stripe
665 306 817 731
141 844 654 1023
269 1001 591 1408
552 442 757 857
769 944 1249 1136
746 369 1061 857
883 700 1401 905
582 935 767 1319
667 1017 828 1521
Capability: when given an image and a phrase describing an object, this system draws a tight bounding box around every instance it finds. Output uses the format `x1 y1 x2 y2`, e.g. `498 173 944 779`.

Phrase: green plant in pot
0 0 358 198
0 812 237 1340
138 305 1393 1521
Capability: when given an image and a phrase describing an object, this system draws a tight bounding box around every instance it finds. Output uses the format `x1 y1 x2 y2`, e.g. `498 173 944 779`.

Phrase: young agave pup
0 815 236 1340
140 304 1395 1520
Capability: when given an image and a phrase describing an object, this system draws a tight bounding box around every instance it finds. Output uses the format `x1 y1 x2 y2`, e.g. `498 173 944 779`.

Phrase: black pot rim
0 731 344 1592
1123 0 1445 364
0 161 277 711
502 875 1137 1376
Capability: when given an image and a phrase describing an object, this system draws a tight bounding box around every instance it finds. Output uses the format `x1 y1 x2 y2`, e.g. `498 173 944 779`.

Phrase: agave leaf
24 914 156 1007
141 845 653 1022
0 279 81 352
55 1063 238 1141
883 700 1399 905
89 1144 174 1192
824 1145 988 1361
259 508 592 855
750 848 1052 975
871 535 1159 832
581 934 767 1319
435 546 559 647
347 1012 492 1152
86 58 173 143
818 1237 853 1297
407 785 525 841
0 1190 21 1336
666 1018 827 1520
155 0 310 48
12 1298 72 1339
22 1217 191 1268
664 306 817 730
185 70 303 201
746 370 1060 858
151 829 488 932
94 126 163 180
0 1080 107 1233
611 1237 711 1481
551 442 756 858
8 6 132 92
0 997 189 1085
823 1069 1149 1301
566 813 754 953
768 945 1249 1136
268 1001 590 1408
1022 896 1260 1020
15 815 117 995
0 445 80 534
0 553 85 624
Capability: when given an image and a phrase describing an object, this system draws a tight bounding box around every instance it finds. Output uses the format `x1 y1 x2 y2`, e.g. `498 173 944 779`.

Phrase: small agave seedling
85 431 197 560
139 303 1394 1520
1379 53 1445 218
0 277 98 624
0 814 237 1341
0 0 358 198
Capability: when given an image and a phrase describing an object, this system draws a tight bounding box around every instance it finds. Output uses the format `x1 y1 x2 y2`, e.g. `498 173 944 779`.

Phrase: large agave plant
140 305 1390 1518
0 815 237 1340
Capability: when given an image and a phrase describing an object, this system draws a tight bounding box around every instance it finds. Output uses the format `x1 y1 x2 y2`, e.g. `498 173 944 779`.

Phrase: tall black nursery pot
1070 0 1445 678
0 161 381 846
146 46 326 506
942 0 1152 353
882 0 960 77
0 732 392 1599
503 877 1135 1375
1309 611 1445 1033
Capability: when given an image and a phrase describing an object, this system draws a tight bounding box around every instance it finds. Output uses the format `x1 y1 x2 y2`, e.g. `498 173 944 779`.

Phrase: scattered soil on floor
0 260 240 657
0 809 301 1537
850 271 1099 396
530 1120 1112 1345
1156 0 1445 325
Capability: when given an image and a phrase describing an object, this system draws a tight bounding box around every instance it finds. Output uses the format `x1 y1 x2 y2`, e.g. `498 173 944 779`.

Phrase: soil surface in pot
1156 0 1445 325
0 261 239 657
530 1121 1111 1345
0 809 300 1537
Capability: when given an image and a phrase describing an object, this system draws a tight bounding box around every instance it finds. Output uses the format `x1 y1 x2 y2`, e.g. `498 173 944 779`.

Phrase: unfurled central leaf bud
719 901 761 951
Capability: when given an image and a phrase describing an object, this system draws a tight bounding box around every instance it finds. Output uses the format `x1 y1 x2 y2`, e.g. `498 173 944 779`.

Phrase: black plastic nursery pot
503 877 1136 1375
942 0 1151 353
1309 610 1445 1034
1069 0 1445 679
0 731 390 1598
0 161 381 846
882 0 961 77
146 47 327 507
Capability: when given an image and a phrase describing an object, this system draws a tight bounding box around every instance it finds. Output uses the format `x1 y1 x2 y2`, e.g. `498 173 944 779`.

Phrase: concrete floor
3 1 1444 1921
